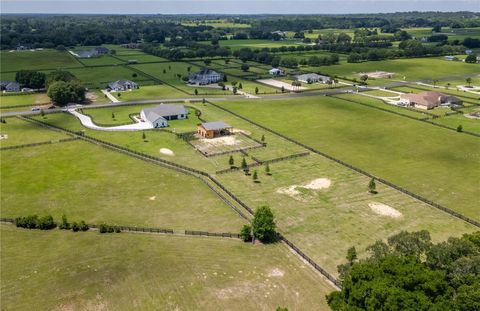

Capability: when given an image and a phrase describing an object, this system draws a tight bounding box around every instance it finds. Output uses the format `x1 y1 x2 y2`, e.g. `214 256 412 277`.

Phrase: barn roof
200 121 232 131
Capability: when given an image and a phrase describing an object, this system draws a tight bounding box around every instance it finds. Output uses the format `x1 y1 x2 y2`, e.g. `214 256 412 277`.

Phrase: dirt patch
201 135 238 146
160 148 174 156
0 134 8 140
359 71 395 79
85 92 98 101
369 202 402 218
277 178 331 200
464 111 480 119
268 268 285 277
149 196 156 201
231 128 251 135
257 79 307 91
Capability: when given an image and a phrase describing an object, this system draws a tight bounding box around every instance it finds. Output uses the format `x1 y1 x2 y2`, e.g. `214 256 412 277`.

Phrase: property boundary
206 100 480 228
0 137 79 151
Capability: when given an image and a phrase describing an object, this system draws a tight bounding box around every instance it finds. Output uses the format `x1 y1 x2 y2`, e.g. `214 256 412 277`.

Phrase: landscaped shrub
99 223 109 233
15 215 39 229
99 223 120 233
240 224 253 242
37 215 57 230
79 220 89 231
59 214 71 230
71 222 80 232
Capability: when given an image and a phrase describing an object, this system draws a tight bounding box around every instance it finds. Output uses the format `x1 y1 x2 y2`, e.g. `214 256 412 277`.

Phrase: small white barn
269 68 285 76
140 104 188 128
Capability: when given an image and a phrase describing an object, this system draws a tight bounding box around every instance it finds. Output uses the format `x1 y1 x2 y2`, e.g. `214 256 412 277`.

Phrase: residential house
295 73 331 84
465 50 474 55
399 91 462 110
92 46 110 55
197 121 232 138
188 69 222 85
444 56 458 61
107 80 138 92
0 81 21 93
140 104 188 128
269 68 285 76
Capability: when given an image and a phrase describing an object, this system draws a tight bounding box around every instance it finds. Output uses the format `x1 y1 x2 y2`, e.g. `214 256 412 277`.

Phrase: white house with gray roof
188 69 222 85
108 80 138 92
295 73 331 84
140 104 188 128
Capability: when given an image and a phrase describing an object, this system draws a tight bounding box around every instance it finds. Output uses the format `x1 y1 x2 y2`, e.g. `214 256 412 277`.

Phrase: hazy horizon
1 0 479 15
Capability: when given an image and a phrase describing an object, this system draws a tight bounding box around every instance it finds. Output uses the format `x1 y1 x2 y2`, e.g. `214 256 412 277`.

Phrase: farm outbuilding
295 73 331 84
197 121 232 138
141 104 188 128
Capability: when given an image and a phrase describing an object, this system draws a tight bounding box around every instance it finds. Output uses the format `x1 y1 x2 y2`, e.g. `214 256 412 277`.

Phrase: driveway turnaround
68 109 153 131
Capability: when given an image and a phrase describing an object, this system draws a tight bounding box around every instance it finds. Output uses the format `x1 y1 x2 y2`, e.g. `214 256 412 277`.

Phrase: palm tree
446 83 451 90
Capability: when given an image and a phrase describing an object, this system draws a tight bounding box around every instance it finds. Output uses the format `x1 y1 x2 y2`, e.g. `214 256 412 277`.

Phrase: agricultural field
402 27 480 41
114 53 169 63
217 39 300 50
0 49 82 72
182 19 252 28
0 93 50 108
76 55 126 66
108 85 187 101
0 117 70 147
67 66 154 89
1 224 334 311
214 96 480 221
1 138 245 232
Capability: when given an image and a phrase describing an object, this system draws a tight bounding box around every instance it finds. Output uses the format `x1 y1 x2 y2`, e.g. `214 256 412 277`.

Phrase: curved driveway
68 109 153 131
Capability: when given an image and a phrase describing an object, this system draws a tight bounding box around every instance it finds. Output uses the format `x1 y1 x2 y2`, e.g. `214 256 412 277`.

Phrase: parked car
31 107 40 111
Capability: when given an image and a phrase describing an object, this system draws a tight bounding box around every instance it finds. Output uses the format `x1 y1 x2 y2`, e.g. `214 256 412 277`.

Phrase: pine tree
265 164 271 175
229 155 234 167
253 170 258 182
142 131 146 140
112 112 115 119
368 178 376 193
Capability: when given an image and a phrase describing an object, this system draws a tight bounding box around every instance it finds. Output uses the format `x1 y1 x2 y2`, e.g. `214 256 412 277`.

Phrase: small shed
197 121 233 138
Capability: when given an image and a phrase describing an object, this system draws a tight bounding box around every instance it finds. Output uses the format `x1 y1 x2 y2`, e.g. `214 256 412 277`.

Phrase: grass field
77 55 127 66
214 96 480 221
1 224 334 311
217 154 476 275
109 85 187 101
114 54 169 63
0 50 81 72
319 57 480 84
67 66 154 89
0 93 50 108
1 139 245 232
0 117 70 147
216 39 300 51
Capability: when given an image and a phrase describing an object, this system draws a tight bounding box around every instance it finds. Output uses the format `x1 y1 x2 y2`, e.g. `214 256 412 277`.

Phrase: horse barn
197 121 233 138
140 104 188 128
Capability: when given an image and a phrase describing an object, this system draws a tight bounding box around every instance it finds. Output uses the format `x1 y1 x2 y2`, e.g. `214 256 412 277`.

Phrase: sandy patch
200 135 238 146
369 202 402 218
231 128 251 135
257 79 307 91
160 148 174 155
464 112 480 120
0 134 8 140
359 71 395 79
277 178 331 199
149 196 156 201
268 268 285 277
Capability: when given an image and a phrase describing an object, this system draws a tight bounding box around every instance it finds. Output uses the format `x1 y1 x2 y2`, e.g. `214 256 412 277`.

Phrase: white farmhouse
269 68 285 76
140 104 188 128
108 80 138 91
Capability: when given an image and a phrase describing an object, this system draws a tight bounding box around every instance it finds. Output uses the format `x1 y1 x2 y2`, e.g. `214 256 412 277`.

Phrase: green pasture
0 117 70 147
182 20 251 28
67 66 154 89
114 54 169 63
1 225 333 311
217 154 476 275
389 85 480 102
0 50 81 72
215 96 480 221
78 55 126 66
110 85 187 101
320 57 480 84
217 39 300 51
1 139 244 232
402 27 480 41
0 93 50 108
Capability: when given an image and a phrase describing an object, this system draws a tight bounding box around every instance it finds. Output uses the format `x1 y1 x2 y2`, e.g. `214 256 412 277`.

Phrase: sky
1 0 479 14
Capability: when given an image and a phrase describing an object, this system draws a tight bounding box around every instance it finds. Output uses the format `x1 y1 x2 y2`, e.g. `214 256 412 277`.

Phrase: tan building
197 121 232 138
399 91 462 110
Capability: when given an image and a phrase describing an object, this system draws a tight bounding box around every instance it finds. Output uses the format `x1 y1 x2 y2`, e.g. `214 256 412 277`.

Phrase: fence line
0 218 240 239
206 100 480 228
0 137 79 151
18 114 344 288
216 152 310 174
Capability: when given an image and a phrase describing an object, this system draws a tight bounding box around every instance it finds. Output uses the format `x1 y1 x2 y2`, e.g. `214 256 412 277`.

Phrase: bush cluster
15 215 57 230
99 223 121 234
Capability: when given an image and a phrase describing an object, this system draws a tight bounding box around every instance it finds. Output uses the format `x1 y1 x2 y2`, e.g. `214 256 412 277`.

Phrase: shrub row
15 215 57 230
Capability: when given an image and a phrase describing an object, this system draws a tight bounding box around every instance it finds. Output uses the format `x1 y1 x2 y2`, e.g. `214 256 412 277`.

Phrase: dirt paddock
190 133 263 156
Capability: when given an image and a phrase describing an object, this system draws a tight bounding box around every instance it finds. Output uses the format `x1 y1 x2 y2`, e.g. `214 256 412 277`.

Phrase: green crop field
1 224 333 311
109 85 187 101
0 93 50 108
1 138 245 232
77 55 126 66
0 50 81 72
214 96 480 221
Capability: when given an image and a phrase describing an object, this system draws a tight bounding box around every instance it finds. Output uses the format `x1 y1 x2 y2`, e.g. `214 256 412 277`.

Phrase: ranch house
188 69 222 85
108 80 138 92
269 68 285 76
400 91 462 110
0 81 21 93
140 104 188 128
197 121 233 138
295 73 331 84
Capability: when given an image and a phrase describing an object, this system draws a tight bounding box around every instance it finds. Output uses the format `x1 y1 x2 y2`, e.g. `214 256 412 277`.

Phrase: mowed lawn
319 57 480 83
0 49 81 72
215 96 480 221
0 93 50 108
0 117 70 147
1 139 245 232
67 66 154 89
1 225 334 311
110 85 187 101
